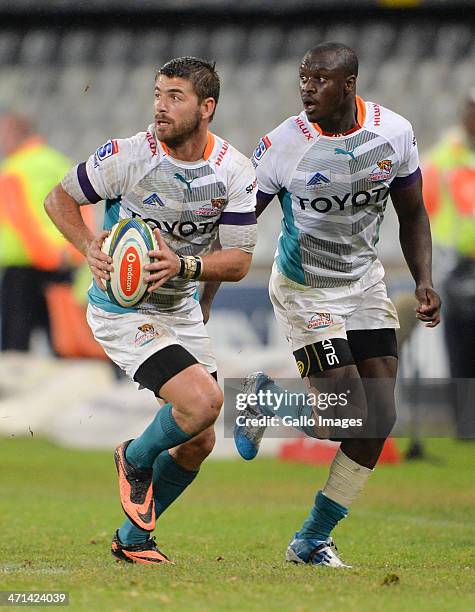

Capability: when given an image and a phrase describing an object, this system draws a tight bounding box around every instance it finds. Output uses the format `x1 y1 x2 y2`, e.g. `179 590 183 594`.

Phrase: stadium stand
1 21 472 268
0 23 474 164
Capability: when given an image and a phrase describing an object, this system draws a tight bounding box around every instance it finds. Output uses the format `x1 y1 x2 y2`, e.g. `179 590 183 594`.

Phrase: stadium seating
0 22 472 267
1 23 473 158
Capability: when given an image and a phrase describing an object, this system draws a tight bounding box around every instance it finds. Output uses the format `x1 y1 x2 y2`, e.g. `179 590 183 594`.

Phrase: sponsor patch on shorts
307 313 333 330
134 323 160 347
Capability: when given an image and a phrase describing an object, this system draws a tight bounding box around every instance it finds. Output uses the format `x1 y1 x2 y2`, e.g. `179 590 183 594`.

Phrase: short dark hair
157 56 220 118
305 42 358 78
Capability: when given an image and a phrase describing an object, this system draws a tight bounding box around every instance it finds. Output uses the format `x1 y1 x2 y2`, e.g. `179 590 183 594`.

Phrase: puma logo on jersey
174 173 198 191
334 148 356 162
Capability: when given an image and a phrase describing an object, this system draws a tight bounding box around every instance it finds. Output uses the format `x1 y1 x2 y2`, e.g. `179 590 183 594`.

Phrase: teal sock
257 380 316 435
298 490 348 541
126 403 192 470
153 450 198 517
118 450 198 545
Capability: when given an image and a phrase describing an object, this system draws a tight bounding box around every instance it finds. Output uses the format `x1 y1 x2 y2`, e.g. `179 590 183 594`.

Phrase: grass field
1 437 474 611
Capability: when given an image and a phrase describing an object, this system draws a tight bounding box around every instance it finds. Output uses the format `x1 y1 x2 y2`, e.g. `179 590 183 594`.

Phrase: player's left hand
144 229 181 292
415 285 441 327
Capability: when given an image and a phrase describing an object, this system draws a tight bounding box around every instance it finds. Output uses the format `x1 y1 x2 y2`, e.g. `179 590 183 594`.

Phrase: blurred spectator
0 112 83 351
423 92 475 437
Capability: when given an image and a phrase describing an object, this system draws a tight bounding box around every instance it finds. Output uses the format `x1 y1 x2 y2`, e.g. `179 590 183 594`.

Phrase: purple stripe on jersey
257 190 275 206
219 211 257 225
77 162 102 203
390 167 421 190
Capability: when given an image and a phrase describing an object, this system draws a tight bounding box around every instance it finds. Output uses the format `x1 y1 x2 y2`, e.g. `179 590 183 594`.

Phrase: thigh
348 328 398 421
353 351 397 412
160 365 221 418
354 350 398 439
146 301 219 404
347 328 398 363
169 297 217 375
293 333 397 439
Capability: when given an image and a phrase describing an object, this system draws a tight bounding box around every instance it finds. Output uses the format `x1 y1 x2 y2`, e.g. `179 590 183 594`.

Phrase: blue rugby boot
233 371 273 460
285 534 351 568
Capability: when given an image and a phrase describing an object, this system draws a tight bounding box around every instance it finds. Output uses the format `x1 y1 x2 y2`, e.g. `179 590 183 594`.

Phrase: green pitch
1 437 474 611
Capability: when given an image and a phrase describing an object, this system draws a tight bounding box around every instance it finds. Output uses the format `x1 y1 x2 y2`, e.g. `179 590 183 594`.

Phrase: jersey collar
311 96 366 137
159 131 216 161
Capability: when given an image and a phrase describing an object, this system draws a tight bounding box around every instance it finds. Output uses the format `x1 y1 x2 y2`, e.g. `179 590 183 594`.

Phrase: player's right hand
86 230 112 291
415 285 441 328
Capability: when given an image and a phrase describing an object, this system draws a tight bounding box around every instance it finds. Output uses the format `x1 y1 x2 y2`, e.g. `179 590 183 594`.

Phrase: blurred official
423 91 475 437
0 113 82 351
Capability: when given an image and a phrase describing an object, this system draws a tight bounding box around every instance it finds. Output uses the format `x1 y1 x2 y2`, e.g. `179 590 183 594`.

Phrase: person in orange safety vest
0 112 87 351
423 91 475 438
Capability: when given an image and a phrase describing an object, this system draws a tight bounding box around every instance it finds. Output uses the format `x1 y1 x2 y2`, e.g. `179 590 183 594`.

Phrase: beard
157 110 202 148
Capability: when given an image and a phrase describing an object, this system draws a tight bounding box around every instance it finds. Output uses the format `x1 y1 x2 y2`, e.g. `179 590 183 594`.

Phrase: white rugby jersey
253 97 420 288
63 126 257 313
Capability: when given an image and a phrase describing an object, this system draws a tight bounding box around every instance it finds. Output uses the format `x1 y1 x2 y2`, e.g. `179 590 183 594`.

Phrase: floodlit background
0 0 473 451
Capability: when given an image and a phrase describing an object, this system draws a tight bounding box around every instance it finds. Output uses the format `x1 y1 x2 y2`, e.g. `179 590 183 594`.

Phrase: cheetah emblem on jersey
369 159 393 182
377 160 392 173
211 198 227 209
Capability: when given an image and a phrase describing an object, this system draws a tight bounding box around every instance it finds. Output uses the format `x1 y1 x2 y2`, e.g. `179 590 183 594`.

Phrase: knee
189 383 223 428
204 383 224 423
341 438 386 468
372 394 397 438
352 399 369 422
382 404 397 438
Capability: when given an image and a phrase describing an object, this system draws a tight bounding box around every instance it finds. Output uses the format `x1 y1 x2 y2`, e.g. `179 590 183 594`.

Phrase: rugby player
45 57 257 565
204 42 441 567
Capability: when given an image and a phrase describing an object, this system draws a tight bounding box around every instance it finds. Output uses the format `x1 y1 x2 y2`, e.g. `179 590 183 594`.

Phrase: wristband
178 255 186 277
177 255 203 280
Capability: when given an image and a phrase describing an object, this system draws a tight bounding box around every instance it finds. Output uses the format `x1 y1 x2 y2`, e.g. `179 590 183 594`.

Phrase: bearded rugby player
45 57 257 565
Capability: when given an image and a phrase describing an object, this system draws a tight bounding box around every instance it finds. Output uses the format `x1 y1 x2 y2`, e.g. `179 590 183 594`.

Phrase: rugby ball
101 218 157 308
